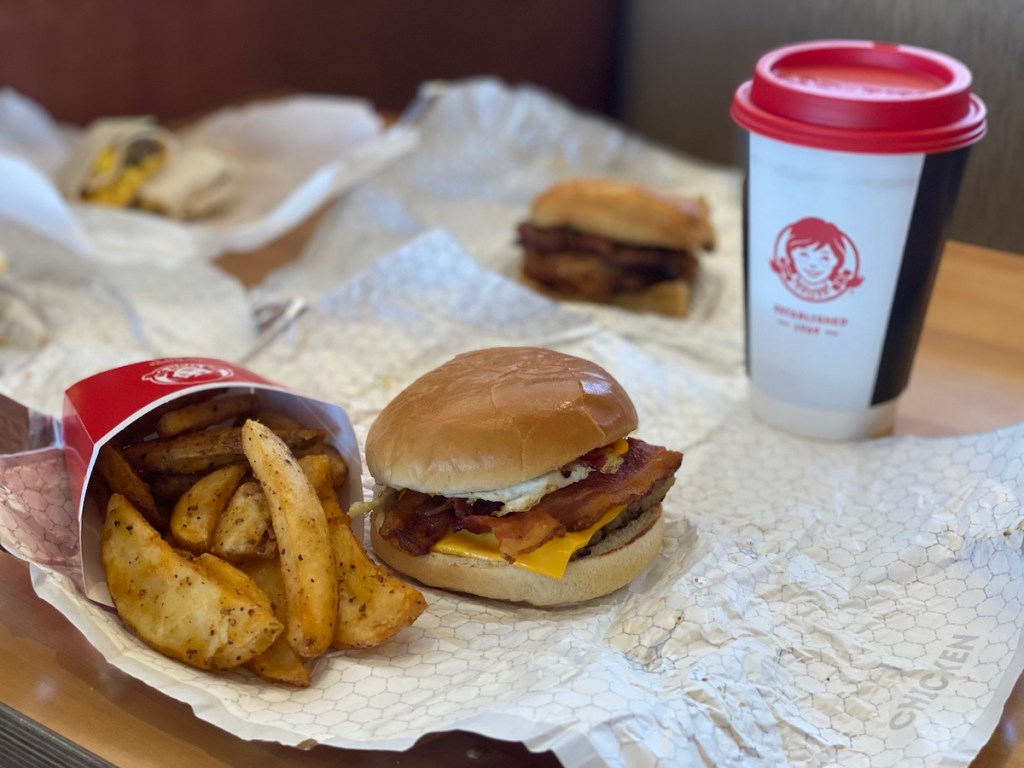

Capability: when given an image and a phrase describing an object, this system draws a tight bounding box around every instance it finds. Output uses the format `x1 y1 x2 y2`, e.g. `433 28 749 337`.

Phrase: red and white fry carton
62 357 364 606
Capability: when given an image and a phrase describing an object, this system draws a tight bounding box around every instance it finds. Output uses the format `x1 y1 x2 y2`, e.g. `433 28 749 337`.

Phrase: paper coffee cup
731 40 987 440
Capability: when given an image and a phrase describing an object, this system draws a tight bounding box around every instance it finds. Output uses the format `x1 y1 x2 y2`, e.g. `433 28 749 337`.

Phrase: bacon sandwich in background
362 346 684 607
516 178 716 317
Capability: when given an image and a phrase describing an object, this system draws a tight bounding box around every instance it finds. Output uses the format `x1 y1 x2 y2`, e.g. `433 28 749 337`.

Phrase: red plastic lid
731 39 986 154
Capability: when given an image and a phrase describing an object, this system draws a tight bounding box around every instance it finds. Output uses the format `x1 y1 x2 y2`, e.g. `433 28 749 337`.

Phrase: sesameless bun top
365 347 638 495
529 178 715 252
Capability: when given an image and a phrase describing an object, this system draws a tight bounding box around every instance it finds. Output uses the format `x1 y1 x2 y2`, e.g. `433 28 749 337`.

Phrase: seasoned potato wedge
149 471 209 502
95 442 163 529
192 553 309 685
121 426 325 474
192 553 273 612
211 480 277 561
170 464 247 553
241 419 338 658
238 556 311 687
157 393 262 437
113 389 227 446
329 516 427 649
297 455 334 511
101 494 282 671
296 444 349 492
300 454 426 648
248 626 312 687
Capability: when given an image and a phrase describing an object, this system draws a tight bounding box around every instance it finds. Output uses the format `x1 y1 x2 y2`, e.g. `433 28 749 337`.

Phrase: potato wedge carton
62 357 363 606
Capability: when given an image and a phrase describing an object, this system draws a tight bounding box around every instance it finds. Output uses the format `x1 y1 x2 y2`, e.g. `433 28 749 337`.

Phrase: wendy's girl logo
771 217 864 303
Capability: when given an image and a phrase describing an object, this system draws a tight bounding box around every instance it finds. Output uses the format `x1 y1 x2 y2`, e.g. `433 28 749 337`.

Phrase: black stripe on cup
871 147 971 406
743 174 751 378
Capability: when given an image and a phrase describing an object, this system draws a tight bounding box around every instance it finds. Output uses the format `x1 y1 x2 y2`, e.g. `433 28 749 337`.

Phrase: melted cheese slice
431 504 626 579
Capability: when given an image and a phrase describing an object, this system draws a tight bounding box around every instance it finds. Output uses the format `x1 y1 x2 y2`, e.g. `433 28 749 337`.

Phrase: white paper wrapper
0 89 417 264
0 80 1022 767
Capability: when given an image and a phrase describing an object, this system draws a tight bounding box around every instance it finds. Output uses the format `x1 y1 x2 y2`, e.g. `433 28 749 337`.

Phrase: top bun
365 347 638 495
529 178 715 252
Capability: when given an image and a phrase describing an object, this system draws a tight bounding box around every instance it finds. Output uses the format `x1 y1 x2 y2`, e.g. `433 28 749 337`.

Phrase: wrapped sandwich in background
137 145 237 220
59 117 237 220
59 117 175 208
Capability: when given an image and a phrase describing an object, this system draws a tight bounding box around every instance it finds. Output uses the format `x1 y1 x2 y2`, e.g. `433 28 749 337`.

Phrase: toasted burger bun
365 347 638 496
370 501 665 607
529 178 715 252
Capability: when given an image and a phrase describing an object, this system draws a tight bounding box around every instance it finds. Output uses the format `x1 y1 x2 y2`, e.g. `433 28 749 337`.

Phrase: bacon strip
378 489 454 555
460 506 565 561
377 438 683 560
538 439 682 532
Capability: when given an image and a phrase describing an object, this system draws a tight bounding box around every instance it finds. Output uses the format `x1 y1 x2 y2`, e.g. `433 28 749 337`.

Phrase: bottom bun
521 275 692 318
370 504 665 607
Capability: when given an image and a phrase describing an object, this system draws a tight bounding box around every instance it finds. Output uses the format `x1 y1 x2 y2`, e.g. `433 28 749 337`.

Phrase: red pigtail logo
772 217 864 303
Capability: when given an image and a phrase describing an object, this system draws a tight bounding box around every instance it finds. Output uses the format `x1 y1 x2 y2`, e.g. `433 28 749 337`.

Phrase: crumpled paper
0 79 1022 768
0 89 417 264
0 219 259 416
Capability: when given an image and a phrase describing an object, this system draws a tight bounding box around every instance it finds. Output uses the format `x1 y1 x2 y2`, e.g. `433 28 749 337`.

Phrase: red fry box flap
62 357 364 606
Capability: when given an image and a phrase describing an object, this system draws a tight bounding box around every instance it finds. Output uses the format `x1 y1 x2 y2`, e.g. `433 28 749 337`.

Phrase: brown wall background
616 0 1024 253
0 1 621 124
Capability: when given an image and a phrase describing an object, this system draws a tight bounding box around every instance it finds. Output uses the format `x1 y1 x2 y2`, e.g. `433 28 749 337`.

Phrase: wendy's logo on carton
771 217 864 303
142 361 236 386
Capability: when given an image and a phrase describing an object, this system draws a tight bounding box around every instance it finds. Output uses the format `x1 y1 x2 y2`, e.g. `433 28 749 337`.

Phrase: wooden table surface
1 234 1023 767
